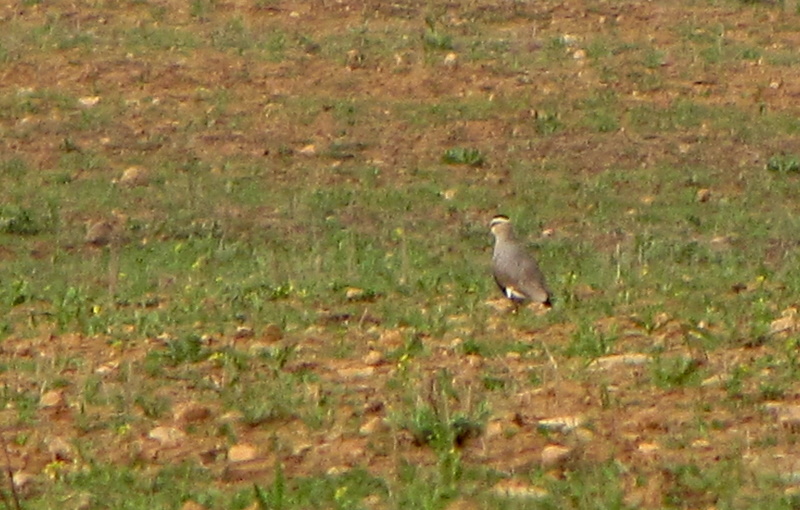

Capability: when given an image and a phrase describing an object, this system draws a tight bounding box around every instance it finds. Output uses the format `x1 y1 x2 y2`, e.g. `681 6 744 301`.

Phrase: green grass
2 0 800 508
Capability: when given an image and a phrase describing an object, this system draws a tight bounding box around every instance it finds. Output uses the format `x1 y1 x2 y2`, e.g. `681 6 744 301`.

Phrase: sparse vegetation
441 147 486 167
766 153 800 174
1 0 800 508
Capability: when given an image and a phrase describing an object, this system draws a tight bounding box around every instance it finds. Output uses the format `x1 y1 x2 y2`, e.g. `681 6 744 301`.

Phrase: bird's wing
494 244 550 303
517 255 551 303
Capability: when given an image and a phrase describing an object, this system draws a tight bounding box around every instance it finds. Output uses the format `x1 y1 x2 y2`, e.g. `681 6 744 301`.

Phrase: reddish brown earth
2 0 800 507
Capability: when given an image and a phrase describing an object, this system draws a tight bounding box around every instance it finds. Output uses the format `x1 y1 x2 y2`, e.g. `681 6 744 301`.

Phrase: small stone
234 326 255 339
263 323 283 343
696 188 711 202
118 166 149 187
491 480 548 500
537 415 586 432
148 426 185 447
359 416 387 435
95 360 119 375
560 34 579 46
298 144 316 156
327 466 346 476
85 220 115 246
198 446 225 465
588 354 651 371
346 49 365 69
443 52 458 66
771 316 797 335
573 284 600 301
363 350 384 366
378 329 404 349
79 96 100 107
485 420 504 439
219 411 244 423
228 443 258 462
765 403 800 430
363 399 384 414
72 492 93 510
637 442 660 454
574 427 595 442
40 390 64 408
541 445 572 468
11 471 35 489
46 436 74 461
292 442 313 457
770 307 798 335
701 374 729 387
346 445 366 460
465 354 483 367
223 458 272 482
346 287 366 300
175 403 212 423
572 49 586 60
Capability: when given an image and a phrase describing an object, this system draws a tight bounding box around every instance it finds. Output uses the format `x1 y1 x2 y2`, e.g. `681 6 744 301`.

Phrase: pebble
174 403 212 423
359 416 387 435
363 350 384 366
541 445 572 468
40 390 64 408
118 166 149 187
588 354 651 370
228 443 258 462
148 426 186 447
46 436 75 461
537 415 586 432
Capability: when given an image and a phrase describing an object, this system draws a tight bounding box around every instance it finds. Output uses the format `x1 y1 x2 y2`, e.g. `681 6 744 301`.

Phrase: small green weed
766 153 800 174
398 370 487 451
651 356 703 388
441 147 485 167
147 334 212 368
422 16 454 51
0 156 29 181
135 392 172 419
565 322 615 359
533 111 563 135
0 205 42 235
423 32 453 51
254 462 286 510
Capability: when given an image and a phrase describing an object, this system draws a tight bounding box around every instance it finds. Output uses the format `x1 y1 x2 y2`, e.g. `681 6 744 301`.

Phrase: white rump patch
504 286 527 301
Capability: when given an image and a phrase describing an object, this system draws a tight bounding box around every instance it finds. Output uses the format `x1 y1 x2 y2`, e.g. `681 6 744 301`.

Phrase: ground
1 0 800 508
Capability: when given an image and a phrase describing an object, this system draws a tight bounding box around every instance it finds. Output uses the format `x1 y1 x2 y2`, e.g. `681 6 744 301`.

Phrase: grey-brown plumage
490 215 552 307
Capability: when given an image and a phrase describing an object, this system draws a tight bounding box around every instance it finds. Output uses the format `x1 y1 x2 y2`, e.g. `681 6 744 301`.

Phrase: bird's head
489 214 513 239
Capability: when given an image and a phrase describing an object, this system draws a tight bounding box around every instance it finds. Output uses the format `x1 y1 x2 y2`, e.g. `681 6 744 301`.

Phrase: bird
489 215 552 308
